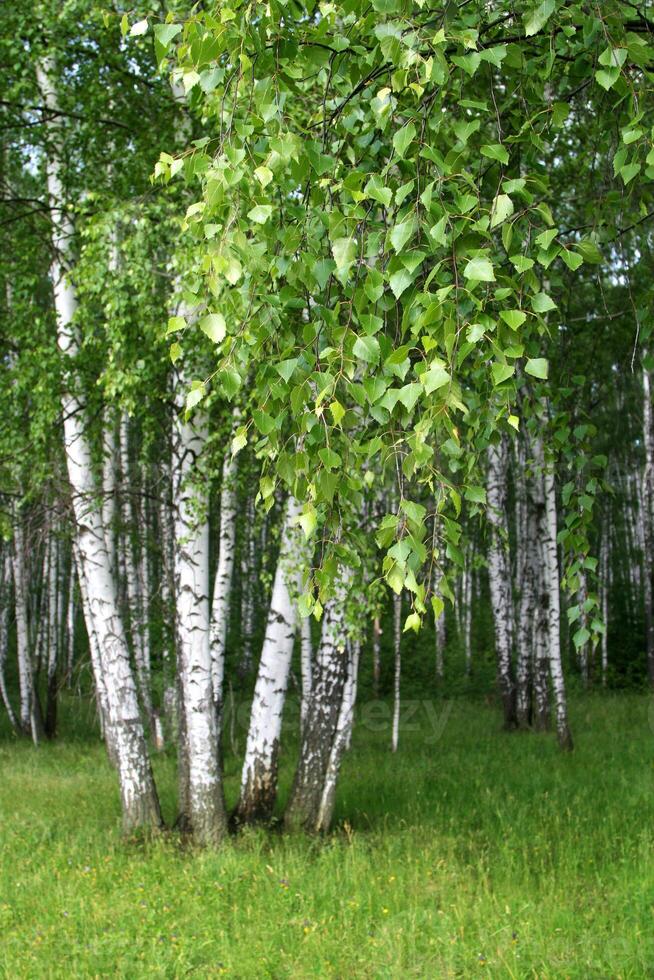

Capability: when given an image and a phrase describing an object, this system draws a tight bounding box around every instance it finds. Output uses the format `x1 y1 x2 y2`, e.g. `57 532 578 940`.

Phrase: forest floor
0 693 653 978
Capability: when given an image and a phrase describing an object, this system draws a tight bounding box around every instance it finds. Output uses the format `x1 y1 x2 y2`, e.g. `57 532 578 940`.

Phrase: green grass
1 693 654 978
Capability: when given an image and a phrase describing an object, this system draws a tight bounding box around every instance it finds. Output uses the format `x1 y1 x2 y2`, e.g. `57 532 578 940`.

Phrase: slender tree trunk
0 553 18 731
239 496 256 674
45 533 60 739
641 362 654 684
515 465 538 728
432 555 446 681
37 56 162 833
486 439 517 729
172 383 227 844
534 433 573 750
233 497 302 825
372 616 381 697
314 638 360 832
284 575 351 834
300 614 313 737
119 413 153 728
11 515 42 742
209 430 239 711
391 591 402 753
599 524 610 687
462 555 473 678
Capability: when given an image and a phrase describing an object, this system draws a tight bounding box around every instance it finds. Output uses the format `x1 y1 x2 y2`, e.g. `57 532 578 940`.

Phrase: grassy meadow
1 693 653 978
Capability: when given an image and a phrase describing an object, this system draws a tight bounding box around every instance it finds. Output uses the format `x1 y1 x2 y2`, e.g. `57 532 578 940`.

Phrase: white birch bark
11 515 40 742
284 573 352 833
234 496 302 824
0 552 18 730
102 413 118 578
172 373 227 843
119 413 153 725
641 361 654 683
599 524 610 687
45 532 60 738
486 438 516 728
239 496 256 674
300 614 313 735
534 433 573 750
37 57 161 831
315 638 360 832
72 542 110 739
462 555 473 678
391 591 402 753
372 616 382 697
209 426 239 707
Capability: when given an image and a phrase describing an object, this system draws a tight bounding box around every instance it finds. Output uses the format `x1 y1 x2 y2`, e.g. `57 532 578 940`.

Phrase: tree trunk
641 362 654 684
37 56 162 833
391 591 401 753
515 462 538 728
300 614 313 737
119 413 153 728
486 438 517 729
284 577 351 834
534 433 573 750
209 428 239 711
172 384 227 845
233 497 302 825
372 616 381 697
11 515 42 742
0 552 18 731
314 638 360 832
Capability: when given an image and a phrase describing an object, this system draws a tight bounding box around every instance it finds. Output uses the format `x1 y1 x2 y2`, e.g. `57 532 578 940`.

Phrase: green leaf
595 67 620 90
254 166 273 188
573 626 591 650
332 238 357 279
463 257 495 282
166 315 186 335
491 362 515 385
231 428 247 455
199 313 226 343
464 486 486 505
275 358 298 383
524 0 555 37
153 22 182 48
531 292 557 313
365 175 393 208
247 204 274 223
525 357 549 379
330 401 346 426
389 268 415 298
397 383 422 412
185 382 206 414
422 361 451 394
500 310 527 330
393 122 416 160
253 409 276 435
297 505 317 539
353 334 381 364
481 144 509 165
389 216 417 254
431 595 444 621
561 250 584 271
509 254 535 273
490 194 514 228
403 612 421 633
620 162 640 185
575 240 603 265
